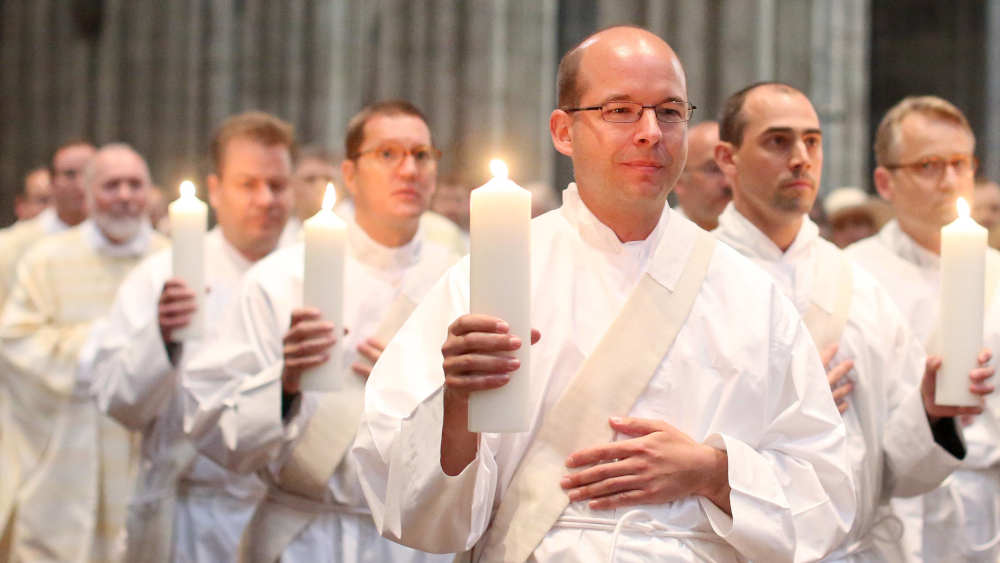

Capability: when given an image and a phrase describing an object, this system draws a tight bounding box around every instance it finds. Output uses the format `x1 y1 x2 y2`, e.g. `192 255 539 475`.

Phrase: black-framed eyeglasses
352 143 442 168
884 154 978 180
562 100 696 124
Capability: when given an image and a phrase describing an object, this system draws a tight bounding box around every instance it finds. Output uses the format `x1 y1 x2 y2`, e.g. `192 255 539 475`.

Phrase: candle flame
179 180 196 198
322 183 336 211
958 197 970 218
489 159 508 179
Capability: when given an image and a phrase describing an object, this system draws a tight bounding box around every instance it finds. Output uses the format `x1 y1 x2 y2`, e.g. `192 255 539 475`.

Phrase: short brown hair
873 96 974 167
719 82 802 147
49 139 95 174
211 111 295 173
344 100 429 160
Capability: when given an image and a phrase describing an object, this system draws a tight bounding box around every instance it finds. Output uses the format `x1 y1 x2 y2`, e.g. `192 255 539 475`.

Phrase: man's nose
634 108 662 145
789 139 812 170
253 184 276 206
397 152 419 177
938 160 967 192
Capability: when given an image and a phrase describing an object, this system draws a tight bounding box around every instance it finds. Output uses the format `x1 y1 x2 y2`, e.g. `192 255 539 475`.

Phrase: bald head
84 144 153 243
550 26 691 242
675 122 731 230
558 26 686 109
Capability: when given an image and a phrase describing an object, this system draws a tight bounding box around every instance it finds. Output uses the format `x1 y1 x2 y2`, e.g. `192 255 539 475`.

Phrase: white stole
239 293 418 563
470 232 716 562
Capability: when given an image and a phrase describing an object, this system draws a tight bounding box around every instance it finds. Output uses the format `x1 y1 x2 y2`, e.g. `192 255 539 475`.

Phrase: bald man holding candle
847 96 1000 562
712 82 994 562
81 112 295 562
352 26 854 562
182 100 461 563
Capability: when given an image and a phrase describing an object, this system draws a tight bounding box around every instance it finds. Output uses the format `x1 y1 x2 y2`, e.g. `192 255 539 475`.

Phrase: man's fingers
284 353 330 370
819 343 839 368
979 349 993 366
442 332 522 358
357 340 382 364
565 473 644 503
560 458 639 490
831 381 854 402
351 362 372 379
837 401 849 414
970 380 995 396
284 321 335 345
159 300 197 317
566 439 643 468
443 373 509 393
448 315 510 338
289 307 323 326
159 313 195 330
442 353 519 376
587 489 653 511
608 416 667 438
284 335 337 359
970 366 995 382
826 359 854 386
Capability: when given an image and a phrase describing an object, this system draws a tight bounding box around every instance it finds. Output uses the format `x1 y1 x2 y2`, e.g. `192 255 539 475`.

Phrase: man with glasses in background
672 120 731 231
183 100 460 562
353 26 853 561
848 95 1000 562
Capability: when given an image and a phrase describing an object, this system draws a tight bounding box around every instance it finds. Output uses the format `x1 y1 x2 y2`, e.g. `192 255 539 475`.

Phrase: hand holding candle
300 184 347 392
168 180 207 341
938 197 987 406
468 159 532 432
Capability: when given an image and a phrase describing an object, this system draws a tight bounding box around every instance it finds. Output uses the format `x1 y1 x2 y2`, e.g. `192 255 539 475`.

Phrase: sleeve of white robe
876 283 963 499
88 259 177 431
355 266 854 559
182 274 306 475
353 266 494 553
706 290 853 563
0 247 91 399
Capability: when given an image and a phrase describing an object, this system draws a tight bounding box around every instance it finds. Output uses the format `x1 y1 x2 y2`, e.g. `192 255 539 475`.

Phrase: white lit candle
300 184 347 392
169 180 207 341
468 159 532 432
939 196 987 406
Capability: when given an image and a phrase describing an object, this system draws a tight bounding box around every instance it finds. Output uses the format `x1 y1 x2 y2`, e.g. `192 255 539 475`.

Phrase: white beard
94 212 144 242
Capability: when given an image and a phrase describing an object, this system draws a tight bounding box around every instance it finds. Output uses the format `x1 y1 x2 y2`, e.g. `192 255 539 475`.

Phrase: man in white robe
11 166 52 224
0 141 95 306
847 95 1000 562
0 142 94 557
672 121 731 231
0 143 168 562
82 112 298 562
183 100 461 562
278 145 342 247
351 27 854 562
713 83 993 561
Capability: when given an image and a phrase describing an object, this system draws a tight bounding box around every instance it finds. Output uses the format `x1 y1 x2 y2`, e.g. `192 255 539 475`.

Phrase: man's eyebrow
761 126 823 136
601 94 688 104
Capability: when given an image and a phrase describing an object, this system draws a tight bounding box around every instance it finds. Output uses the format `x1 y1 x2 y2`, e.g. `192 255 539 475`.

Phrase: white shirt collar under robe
352 184 855 562
716 205 962 561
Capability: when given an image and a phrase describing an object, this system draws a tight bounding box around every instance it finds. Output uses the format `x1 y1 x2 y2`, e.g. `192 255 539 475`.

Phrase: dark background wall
2 0 989 227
